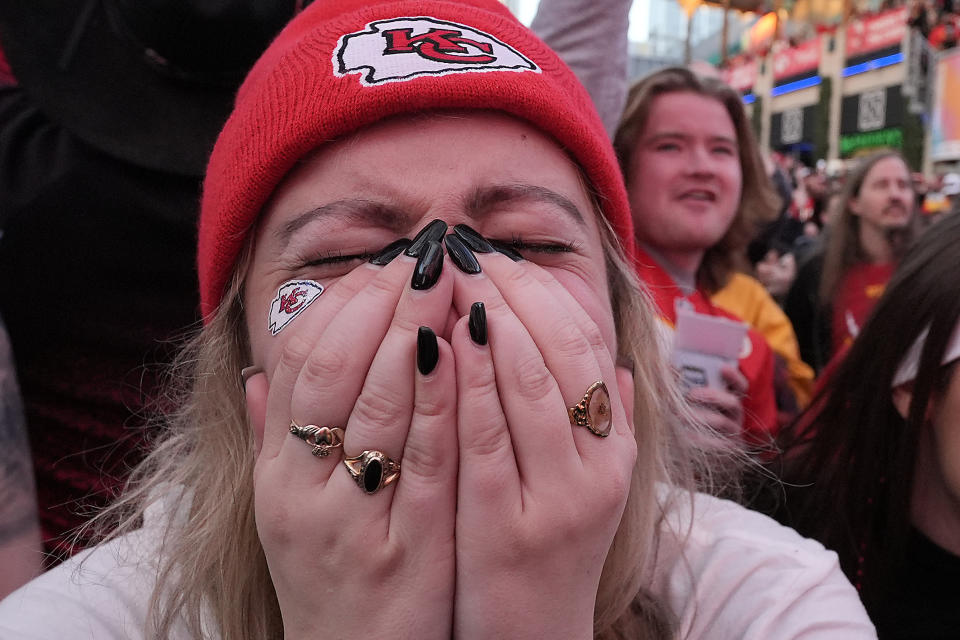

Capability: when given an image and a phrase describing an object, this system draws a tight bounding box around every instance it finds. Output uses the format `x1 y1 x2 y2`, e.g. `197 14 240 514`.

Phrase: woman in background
767 212 960 638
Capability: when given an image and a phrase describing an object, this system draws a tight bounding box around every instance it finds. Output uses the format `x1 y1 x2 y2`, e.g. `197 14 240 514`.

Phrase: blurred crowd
909 0 960 49
757 151 958 307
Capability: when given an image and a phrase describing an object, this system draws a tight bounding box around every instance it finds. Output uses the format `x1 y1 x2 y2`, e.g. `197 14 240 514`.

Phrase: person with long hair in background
614 67 782 441
765 212 960 638
784 151 915 372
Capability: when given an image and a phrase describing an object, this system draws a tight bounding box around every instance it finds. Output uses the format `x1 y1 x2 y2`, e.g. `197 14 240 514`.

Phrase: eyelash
506 235 579 254
302 249 374 268
301 236 578 269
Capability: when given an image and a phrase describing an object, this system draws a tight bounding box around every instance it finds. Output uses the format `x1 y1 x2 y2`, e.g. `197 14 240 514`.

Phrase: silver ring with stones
289 422 345 458
342 450 401 494
567 381 612 437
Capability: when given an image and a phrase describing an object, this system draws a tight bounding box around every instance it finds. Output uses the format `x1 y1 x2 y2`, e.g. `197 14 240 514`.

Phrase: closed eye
302 250 373 267
506 235 579 254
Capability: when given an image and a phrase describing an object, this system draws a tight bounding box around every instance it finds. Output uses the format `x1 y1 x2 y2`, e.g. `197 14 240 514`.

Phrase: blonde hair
613 67 779 293
89 203 739 640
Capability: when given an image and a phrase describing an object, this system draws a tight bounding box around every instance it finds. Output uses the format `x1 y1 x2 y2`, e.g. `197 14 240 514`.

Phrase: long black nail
453 224 494 253
444 234 481 274
369 239 412 265
417 327 439 375
489 240 523 262
468 302 487 345
405 219 448 257
411 239 443 290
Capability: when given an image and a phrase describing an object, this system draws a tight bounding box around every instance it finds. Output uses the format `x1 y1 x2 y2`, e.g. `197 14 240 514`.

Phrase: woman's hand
684 365 747 439
447 252 637 640
245 245 458 640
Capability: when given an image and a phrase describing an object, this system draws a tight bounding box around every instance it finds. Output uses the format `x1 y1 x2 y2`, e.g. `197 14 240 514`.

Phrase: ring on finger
567 380 612 437
289 421 345 457
342 450 401 494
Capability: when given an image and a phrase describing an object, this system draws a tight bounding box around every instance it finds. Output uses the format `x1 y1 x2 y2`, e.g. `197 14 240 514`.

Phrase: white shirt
654 490 876 638
0 490 875 639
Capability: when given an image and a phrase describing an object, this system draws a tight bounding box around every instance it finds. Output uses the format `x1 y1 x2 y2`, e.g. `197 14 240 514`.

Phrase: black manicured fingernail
369 239 412 265
444 234 481 274
468 302 487 345
489 240 523 262
411 239 443 290
417 326 439 375
405 219 448 257
453 224 494 253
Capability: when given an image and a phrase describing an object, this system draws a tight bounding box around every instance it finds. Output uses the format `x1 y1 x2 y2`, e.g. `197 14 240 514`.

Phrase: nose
407 213 474 239
686 144 715 177
888 186 911 205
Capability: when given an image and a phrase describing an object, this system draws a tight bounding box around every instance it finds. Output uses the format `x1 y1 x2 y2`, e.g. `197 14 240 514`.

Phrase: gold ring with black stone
567 381 612 437
342 450 401 494
289 422 345 458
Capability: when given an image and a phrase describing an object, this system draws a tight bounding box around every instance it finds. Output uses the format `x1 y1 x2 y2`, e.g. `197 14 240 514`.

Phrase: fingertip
719 365 748 394
417 326 440 376
468 301 487 346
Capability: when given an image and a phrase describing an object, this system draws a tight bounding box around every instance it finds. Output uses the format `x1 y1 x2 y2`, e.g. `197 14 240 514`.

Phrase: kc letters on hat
198 0 633 318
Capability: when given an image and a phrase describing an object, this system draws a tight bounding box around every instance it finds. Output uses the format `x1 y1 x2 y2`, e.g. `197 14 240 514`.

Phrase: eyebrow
646 131 738 146
275 199 409 249
464 184 586 226
276 183 587 249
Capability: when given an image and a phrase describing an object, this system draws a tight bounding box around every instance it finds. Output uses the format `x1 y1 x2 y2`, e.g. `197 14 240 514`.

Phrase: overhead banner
845 6 908 59
932 50 960 161
773 37 821 81
721 55 758 93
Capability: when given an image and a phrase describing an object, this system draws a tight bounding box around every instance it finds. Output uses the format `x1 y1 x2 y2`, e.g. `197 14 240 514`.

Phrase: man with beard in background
785 151 916 372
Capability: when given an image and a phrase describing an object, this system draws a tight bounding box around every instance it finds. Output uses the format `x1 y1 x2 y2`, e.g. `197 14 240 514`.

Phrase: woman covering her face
0 1 874 638
614 68 782 442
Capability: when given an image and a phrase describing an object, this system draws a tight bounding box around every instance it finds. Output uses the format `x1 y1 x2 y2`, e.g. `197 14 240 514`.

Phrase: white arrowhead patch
334 16 540 86
269 280 324 336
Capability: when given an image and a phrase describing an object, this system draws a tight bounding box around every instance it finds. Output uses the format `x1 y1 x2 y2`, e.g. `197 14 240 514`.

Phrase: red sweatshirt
636 249 779 439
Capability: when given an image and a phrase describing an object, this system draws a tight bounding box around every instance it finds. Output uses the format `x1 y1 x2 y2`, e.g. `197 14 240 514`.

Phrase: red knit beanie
198 0 633 319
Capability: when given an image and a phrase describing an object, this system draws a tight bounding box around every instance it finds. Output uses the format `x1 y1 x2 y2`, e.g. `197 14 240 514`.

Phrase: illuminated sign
839 128 903 156
842 52 904 77
770 75 821 96
771 104 816 149
773 38 821 81
840 85 904 136
745 12 777 54
721 55 758 93
845 7 908 58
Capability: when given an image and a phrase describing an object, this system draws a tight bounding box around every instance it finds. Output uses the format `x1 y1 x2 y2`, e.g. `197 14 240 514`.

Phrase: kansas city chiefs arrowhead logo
334 17 540 86
269 280 324 336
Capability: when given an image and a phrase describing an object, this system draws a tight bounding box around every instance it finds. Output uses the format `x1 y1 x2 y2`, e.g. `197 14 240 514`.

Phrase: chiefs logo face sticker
334 17 539 86
269 280 324 336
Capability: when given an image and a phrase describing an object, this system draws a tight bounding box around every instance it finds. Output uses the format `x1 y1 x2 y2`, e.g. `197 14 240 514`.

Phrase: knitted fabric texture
198 0 633 318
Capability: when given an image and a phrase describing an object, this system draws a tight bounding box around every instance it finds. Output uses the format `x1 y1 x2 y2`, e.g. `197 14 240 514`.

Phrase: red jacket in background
636 249 779 440
830 262 894 355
